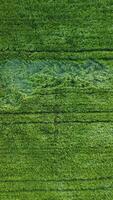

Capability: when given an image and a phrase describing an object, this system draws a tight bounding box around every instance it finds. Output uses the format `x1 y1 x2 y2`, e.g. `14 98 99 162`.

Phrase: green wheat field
0 1 113 199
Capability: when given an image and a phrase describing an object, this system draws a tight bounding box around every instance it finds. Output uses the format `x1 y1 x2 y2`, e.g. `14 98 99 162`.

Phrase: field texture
0 1 113 199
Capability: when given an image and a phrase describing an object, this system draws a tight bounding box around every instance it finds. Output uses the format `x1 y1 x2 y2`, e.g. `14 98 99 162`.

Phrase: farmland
0 0 113 199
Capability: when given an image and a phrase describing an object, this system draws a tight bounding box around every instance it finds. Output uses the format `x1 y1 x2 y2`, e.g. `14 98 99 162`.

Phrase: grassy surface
0 0 113 199
1 58 113 199
0 0 113 52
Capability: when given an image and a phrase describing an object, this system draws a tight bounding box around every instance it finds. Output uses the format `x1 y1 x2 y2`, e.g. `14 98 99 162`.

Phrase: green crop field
0 1 113 199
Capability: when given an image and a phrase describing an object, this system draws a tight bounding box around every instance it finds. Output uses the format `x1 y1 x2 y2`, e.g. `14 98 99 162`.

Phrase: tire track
1 120 113 125
0 175 112 183
1 110 113 115
0 185 112 193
